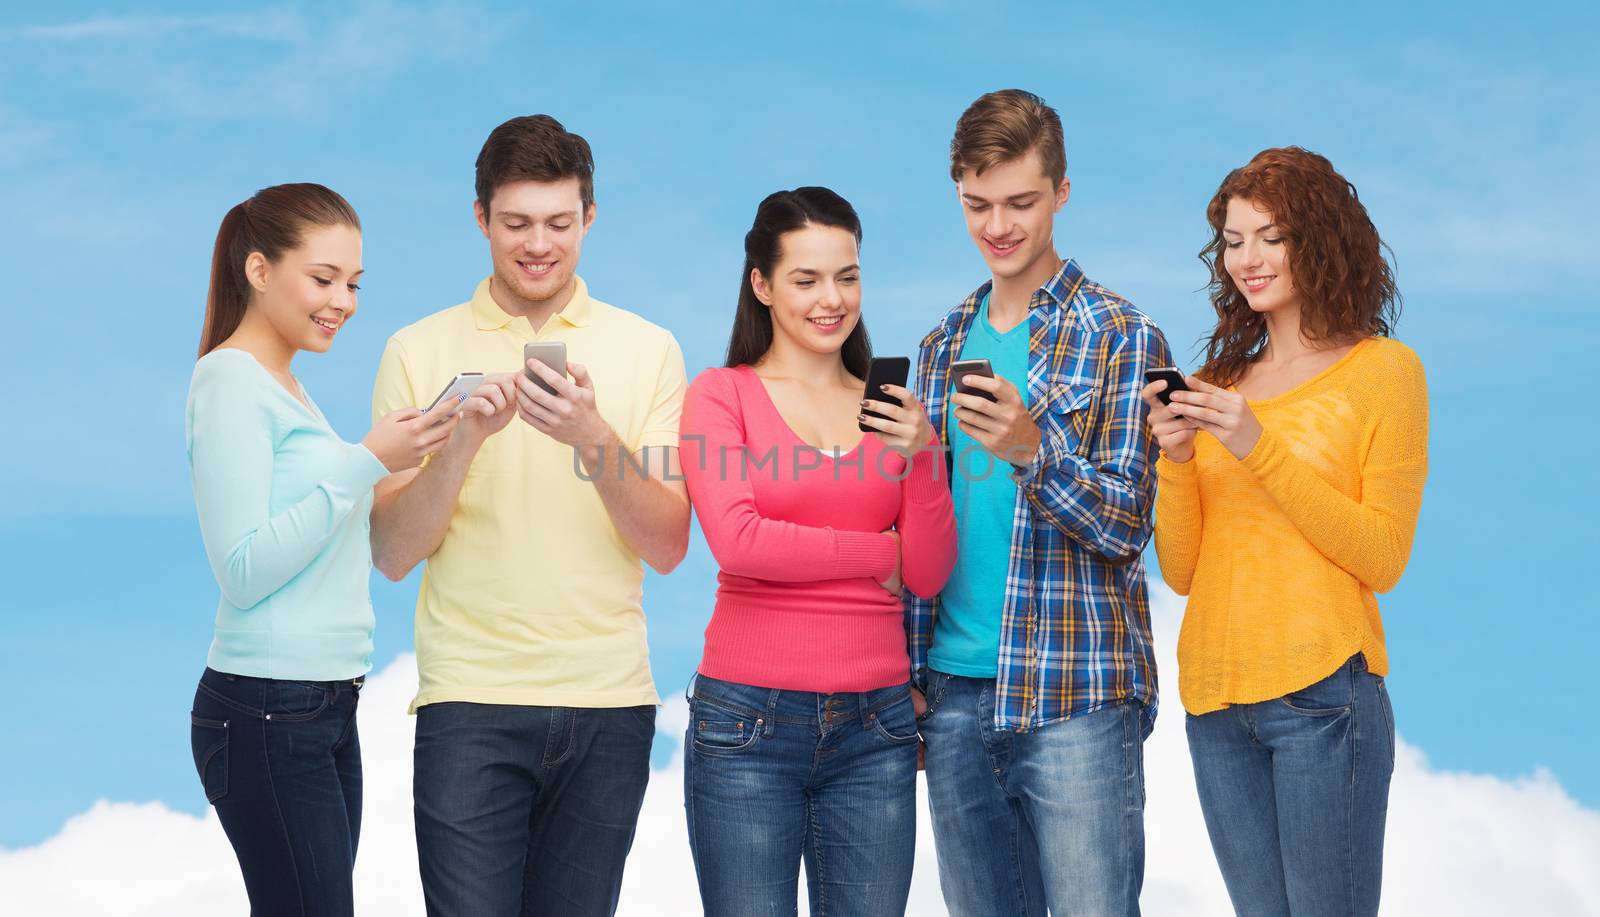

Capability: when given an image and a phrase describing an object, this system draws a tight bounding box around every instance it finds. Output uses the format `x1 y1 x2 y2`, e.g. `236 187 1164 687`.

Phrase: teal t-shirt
929 294 1031 677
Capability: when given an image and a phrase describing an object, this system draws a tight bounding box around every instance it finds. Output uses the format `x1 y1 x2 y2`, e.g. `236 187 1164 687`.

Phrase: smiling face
751 224 862 360
244 222 363 354
1222 197 1298 316
475 177 593 311
957 148 1069 284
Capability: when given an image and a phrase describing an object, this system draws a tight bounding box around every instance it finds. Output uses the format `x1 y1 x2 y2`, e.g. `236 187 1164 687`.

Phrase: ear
750 267 774 307
244 251 270 294
474 199 490 239
581 201 596 237
1054 177 1071 213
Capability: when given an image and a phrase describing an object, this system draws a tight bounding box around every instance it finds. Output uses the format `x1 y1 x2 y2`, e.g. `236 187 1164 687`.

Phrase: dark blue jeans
683 673 920 917
1186 654 1395 917
189 667 364 917
412 701 655 917
918 671 1151 917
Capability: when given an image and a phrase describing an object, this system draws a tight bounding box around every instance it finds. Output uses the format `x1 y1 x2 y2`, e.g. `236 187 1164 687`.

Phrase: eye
1224 241 1242 249
968 203 990 212
313 277 334 286
550 223 572 232
1014 202 1034 210
348 283 361 292
794 280 815 288
506 222 528 231
1264 237 1284 245
839 275 859 285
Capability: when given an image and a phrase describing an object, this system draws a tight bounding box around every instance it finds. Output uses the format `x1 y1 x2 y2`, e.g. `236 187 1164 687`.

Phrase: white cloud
4 584 1598 915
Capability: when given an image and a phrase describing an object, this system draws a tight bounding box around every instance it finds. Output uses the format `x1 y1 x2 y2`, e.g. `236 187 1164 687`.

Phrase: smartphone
524 341 569 396
859 356 911 433
423 372 485 422
951 358 997 403
1143 367 1190 406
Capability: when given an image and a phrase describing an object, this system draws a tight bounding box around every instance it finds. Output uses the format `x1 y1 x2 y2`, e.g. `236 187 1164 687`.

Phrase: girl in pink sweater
679 187 956 917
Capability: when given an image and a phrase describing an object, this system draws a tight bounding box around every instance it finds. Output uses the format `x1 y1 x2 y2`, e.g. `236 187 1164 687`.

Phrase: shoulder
588 296 681 355
385 301 474 350
190 348 266 398
1353 336 1427 405
1070 277 1162 342
687 365 745 401
1359 336 1424 376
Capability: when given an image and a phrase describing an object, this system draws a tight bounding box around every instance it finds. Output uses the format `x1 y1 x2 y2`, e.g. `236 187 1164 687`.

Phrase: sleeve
632 331 689 452
896 444 957 599
1153 454 1202 595
1239 348 1429 593
680 369 897 582
371 336 418 425
190 360 388 610
1015 322 1169 562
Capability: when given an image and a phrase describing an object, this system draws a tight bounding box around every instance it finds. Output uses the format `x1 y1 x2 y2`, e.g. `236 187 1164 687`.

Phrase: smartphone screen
1143 367 1189 406
951 359 997 403
859 356 911 432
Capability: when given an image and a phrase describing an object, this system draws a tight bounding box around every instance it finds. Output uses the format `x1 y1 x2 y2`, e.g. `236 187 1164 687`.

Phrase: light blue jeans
919 670 1151 917
1186 653 1395 917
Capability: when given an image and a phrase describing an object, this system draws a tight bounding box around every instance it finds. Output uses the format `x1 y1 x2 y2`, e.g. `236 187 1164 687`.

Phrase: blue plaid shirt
907 259 1169 732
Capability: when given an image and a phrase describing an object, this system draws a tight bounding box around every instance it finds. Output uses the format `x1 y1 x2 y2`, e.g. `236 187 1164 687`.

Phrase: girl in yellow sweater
1142 147 1427 917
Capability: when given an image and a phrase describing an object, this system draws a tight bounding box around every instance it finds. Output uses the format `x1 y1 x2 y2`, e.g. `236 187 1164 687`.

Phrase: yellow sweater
1155 337 1428 715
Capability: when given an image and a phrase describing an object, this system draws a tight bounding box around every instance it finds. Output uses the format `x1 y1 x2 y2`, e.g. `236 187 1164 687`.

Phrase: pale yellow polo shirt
372 276 686 712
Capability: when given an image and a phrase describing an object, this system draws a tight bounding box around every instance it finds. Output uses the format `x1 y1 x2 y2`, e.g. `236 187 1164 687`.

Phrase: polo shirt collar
469 275 594 331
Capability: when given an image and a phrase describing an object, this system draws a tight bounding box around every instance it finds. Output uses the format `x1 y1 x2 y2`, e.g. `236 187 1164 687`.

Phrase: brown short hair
949 89 1066 185
475 115 595 216
1197 147 1401 387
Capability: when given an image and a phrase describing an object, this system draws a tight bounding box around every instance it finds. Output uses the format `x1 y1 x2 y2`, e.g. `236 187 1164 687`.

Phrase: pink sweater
680 365 958 693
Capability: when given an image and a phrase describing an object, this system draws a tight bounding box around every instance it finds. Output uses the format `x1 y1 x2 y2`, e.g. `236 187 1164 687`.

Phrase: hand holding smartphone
1142 367 1190 406
859 356 911 432
524 342 569 396
423 372 486 423
951 358 997 403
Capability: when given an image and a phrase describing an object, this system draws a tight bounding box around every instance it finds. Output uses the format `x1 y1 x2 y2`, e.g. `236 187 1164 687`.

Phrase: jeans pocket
870 697 921 746
916 671 947 724
264 681 331 723
690 705 761 756
1376 678 1396 771
190 714 229 803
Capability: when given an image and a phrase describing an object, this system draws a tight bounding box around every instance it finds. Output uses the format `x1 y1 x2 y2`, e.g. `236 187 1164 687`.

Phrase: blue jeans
1186 653 1395 917
189 667 364 917
919 670 1150 917
683 673 920 917
412 701 655 917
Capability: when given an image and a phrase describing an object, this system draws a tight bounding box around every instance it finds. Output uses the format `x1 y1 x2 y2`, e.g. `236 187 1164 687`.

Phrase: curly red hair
1196 147 1400 386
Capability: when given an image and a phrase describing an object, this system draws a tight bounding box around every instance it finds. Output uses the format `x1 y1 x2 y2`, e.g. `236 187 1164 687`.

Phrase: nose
986 207 1008 240
1238 239 1265 271
818 279 844 309
523 228 552 255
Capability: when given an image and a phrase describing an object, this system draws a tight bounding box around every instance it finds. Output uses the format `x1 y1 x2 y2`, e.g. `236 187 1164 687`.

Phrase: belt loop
763 688 779 737
684 671 697 705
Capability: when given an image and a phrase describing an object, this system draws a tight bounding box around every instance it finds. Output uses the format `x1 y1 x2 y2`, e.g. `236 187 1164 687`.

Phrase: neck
1254 304 1318 361
987 247 1063 326
490 272 578 331
754 335 852 386
226 310 297 374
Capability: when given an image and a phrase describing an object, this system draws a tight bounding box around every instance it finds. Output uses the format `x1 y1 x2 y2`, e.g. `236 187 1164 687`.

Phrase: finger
472 382 508 411
960 373 1001 393
568 361 594 391
861 399 912 424
1170 402 1228 425
950 392 999 416
525 359 572 395
385 407 424 423
1186 376 1225 395
1140 380 1169 400
516 370 563 409
953 406 1001 434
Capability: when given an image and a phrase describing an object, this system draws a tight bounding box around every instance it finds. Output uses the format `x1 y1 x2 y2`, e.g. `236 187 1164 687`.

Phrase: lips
1241 274 1276 293
808 315 845 333
310 316 340 335
517 259 555 277
985 237 1022 258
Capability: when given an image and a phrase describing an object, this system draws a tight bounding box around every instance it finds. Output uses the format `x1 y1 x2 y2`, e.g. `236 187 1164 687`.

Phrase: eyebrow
497 209 580 221
1221 223 1277 236
786 264 860 277
962 191 1042 205
308 263 364 277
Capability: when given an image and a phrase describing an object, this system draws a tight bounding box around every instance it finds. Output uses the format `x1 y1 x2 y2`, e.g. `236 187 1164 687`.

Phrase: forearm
1153 456 1202 595
582 437 691 574
897 450 957 598
369 436 477 581
1020 446 1153 562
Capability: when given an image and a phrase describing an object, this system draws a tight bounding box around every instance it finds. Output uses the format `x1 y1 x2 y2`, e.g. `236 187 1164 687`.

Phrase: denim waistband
688 672 911 727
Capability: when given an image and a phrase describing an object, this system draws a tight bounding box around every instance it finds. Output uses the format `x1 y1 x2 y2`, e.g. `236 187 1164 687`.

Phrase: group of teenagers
186 89 1428 917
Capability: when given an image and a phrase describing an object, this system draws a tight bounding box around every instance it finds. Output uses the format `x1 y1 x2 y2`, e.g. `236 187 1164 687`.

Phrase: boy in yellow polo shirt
369 115 690 917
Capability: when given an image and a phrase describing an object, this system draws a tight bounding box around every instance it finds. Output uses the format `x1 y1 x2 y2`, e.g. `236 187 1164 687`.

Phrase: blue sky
1 1 1596 848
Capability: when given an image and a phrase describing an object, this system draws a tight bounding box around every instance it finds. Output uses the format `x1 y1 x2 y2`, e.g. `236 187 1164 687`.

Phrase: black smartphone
951 358 997 403
859 356 911 433
1143 367 1189 406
